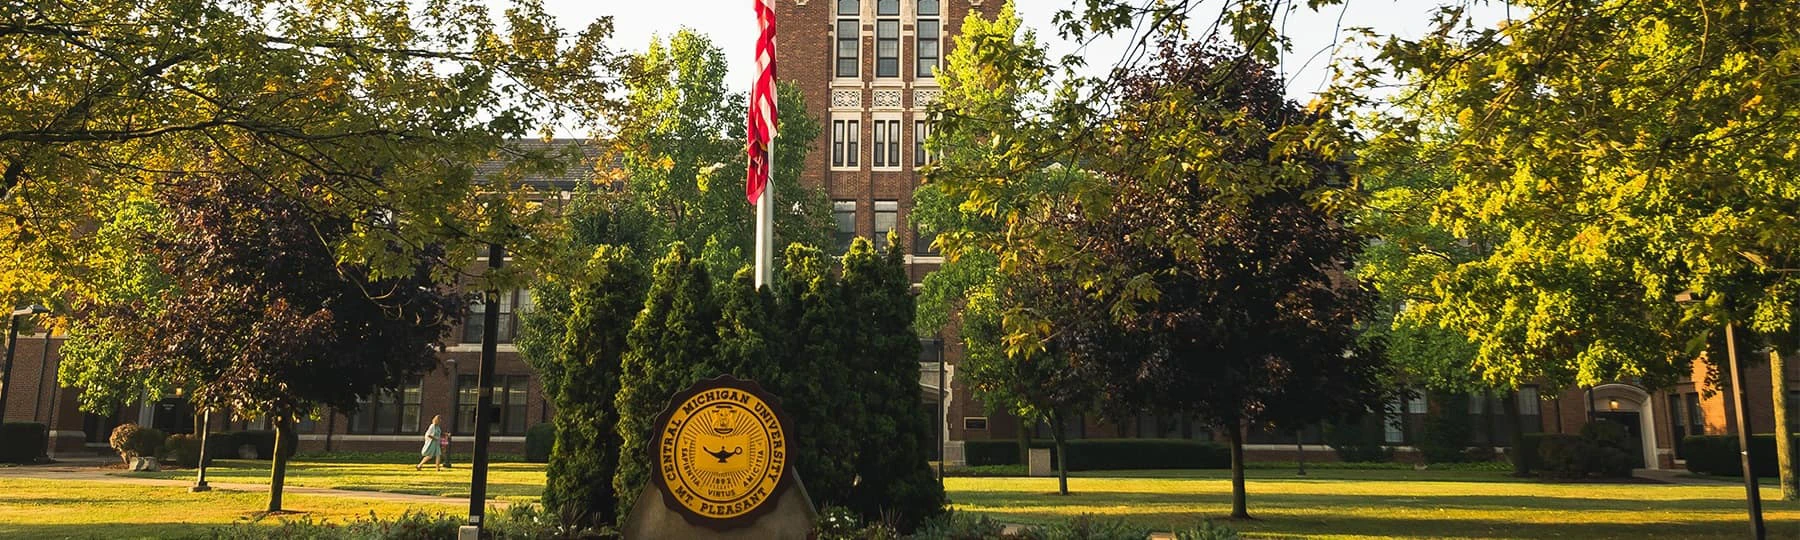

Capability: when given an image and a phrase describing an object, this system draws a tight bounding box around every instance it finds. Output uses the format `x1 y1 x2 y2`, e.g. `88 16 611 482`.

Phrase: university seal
650 375 794 527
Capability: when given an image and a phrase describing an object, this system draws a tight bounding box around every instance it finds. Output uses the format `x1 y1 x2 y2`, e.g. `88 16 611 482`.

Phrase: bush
1683 434 1793 477
1324 418 1393 463
109 423 165 462
205 504 614 539
1176 521 1241 540
1534 434 1593 479
1032 514 1152 540
166 434 204 467
911 510 1008 540
0 422 48 464
1532 421 1639 479
964 440 1021 466
1580 421 1636 477
525 422 554 464
1418 394 1472 464
959 439 1229 471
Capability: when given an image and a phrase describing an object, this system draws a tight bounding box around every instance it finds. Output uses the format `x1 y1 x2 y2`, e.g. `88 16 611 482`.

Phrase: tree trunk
1228 417 1248 519
1504 390 1530 477
1051 410 1069 496
267 414 292 512
1772 349 1796 501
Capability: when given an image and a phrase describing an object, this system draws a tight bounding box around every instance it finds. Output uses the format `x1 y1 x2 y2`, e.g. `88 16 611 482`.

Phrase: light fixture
1608 399 1620 411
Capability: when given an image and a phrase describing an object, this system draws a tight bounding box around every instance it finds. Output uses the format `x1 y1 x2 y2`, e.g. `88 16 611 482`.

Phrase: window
874 200 898 250
463 289 530 343
832 119 860 169
349 378 422 435
1518 386 1540 415
1384 396 1405 443
454 375 531 435
1669 393 1688 459
963 417 988 431
913 120 934 167
876 0 898 14
872 119 900 168
913 227 939 256
916 0 940 77
875 19 899 77
1685 392 1703 434
833 200 858 253
1407 392 1427 414
836 19 859 78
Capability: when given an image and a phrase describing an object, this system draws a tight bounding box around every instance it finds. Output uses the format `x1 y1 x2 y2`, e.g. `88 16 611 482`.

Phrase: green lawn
20 457 1800 538
0 477 458 539
121 457 545 502
946 469 1800 539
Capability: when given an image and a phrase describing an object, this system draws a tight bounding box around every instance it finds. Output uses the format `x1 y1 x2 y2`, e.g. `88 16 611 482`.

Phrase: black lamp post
1676 289 1764 539
2 304 51 422
467 242 503 533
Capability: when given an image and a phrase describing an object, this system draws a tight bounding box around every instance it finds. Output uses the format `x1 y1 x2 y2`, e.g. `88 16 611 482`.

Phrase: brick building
6 0 1794 471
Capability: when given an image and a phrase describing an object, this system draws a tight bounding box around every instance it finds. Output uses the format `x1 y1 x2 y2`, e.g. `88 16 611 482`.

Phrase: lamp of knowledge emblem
651 375 794 527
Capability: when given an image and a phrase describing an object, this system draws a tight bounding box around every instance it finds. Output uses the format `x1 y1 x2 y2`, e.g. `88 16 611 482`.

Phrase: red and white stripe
746 0 778 204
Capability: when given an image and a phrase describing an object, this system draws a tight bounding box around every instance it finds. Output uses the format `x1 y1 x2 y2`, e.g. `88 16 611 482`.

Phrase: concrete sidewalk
0 460 495 507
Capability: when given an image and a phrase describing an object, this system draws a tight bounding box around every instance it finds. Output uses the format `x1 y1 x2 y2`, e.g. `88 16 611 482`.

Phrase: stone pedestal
621 471 817 539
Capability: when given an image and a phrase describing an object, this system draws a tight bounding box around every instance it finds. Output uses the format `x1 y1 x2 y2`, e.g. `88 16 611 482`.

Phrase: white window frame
871 115 901 171
832 117 861 170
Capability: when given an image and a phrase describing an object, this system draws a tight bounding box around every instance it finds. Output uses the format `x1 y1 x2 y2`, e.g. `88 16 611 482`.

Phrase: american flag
746 0 778 204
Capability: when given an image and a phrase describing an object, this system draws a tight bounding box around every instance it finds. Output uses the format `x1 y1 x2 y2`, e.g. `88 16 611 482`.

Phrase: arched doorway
1591 383 1660 470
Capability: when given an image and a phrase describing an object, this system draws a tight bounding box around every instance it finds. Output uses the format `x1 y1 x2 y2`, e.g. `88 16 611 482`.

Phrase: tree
1 0 621 313
768 243 859 508
540 246 644 528
612 242 720 518
604 30 830 271
840 237 946 528
1316 0 1800 494
62 176 460 512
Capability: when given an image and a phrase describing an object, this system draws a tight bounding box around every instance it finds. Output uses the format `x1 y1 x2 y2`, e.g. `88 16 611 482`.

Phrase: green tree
605 30 829 271
841 237 947 529
61 177 461 512
1 0 620 312
540 246 644 529
770 243 859 508
612 242 720 518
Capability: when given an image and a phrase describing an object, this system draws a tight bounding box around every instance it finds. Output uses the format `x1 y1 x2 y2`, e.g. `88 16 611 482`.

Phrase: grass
945 468 1800 539
120 458 545 502
0 477 458 539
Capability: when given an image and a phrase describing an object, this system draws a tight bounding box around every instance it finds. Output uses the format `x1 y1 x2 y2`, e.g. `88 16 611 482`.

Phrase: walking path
1632 467 1728 485
0 458 493 507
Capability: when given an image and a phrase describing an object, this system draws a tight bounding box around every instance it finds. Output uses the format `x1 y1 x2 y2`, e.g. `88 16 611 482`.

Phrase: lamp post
1676 289 1764 539
467 242 503 534
1 304 50 421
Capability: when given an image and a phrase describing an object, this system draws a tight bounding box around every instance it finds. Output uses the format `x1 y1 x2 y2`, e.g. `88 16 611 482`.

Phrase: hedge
959 439 1229 471
1682 434 1798 477
0 422 48 463
524 422 553 463
1517 422 1635 479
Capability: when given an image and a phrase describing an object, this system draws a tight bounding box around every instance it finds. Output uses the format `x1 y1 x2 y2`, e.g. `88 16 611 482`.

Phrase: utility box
1028 448 1054 477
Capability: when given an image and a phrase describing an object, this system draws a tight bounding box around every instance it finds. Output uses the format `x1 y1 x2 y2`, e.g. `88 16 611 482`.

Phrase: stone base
621 471 817 539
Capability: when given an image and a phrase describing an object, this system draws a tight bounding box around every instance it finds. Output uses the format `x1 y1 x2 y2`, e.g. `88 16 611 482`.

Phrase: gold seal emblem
652 376 792 525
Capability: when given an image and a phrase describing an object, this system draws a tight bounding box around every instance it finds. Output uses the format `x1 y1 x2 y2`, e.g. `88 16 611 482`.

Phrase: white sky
501 0 1511 138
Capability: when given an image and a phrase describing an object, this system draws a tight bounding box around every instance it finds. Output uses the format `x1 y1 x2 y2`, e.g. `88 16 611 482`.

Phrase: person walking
417 415 445 471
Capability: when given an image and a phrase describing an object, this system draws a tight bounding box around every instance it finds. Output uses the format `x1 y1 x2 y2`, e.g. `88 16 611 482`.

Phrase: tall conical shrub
613 242 720 518
841 237 946 529
541 246 644 529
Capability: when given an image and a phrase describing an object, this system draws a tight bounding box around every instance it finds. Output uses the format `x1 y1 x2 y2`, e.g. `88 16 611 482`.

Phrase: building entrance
1593 411 1645 468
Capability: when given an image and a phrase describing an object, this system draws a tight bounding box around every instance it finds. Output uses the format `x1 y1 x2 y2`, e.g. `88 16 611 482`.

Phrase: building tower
776 0 989 460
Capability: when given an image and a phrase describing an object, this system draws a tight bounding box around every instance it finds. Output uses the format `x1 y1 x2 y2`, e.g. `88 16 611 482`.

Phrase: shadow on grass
957 490 1800 540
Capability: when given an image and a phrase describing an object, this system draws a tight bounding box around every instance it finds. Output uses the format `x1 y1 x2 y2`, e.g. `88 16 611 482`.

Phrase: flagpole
754 141 774 288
